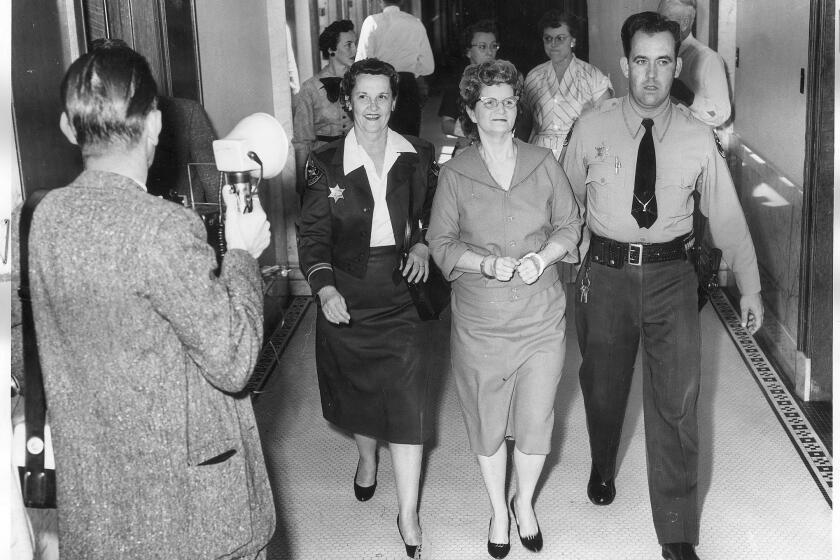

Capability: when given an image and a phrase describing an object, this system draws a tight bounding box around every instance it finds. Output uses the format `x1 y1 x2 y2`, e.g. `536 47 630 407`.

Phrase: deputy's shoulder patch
713 132 725 158
305 158 324 187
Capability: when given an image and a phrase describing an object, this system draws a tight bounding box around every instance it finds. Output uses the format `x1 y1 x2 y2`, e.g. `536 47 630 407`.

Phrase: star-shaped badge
328 185 345 203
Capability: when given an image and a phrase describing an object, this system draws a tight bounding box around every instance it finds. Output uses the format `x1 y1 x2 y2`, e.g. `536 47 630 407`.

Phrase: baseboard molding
710 289 832 505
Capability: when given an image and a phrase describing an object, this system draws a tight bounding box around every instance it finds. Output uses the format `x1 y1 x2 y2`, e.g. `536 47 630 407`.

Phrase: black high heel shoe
353 460 377 502
397 515 422 559
487 516 510 559
511 497 543 552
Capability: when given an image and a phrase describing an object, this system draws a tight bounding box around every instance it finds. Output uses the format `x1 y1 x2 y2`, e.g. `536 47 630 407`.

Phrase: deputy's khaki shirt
562 96 760 295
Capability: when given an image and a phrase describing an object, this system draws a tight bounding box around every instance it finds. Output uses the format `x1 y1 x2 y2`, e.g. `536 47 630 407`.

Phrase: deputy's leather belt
589 233 694 268
316 134 342 143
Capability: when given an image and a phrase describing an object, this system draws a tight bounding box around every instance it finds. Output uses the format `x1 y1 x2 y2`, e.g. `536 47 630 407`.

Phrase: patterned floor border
709 289 833 506
247 296 312 396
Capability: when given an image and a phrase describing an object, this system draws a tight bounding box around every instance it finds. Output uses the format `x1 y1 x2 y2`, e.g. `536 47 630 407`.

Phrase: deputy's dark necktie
631 118 657 228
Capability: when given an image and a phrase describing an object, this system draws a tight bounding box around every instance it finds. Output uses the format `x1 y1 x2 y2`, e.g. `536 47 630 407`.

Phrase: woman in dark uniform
297 58 438 559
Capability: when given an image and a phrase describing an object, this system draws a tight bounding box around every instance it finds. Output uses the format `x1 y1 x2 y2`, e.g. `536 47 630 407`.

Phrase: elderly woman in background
297 58 438 559
522 11 612 159
292 20 356 197
428 60 582 559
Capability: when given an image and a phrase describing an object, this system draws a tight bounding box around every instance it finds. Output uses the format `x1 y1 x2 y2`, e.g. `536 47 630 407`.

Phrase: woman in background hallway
438 19 499 156
297 58 438 559
292 20 356 198
428 59 582 559
522 11 612 160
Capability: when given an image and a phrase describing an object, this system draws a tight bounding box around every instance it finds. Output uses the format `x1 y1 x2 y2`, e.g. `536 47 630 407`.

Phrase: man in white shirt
356 0 434 136
658 0 731 127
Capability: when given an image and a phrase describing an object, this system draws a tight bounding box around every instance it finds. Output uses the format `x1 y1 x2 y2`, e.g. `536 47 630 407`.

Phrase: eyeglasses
477 96 519 110
543 35 570 46
470 42 500 52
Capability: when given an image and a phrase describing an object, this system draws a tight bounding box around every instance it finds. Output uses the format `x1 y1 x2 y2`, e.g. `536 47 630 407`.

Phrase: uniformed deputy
297 58 437 559
561 12 763 560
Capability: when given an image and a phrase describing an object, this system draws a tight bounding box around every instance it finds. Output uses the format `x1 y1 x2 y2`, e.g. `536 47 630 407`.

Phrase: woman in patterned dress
522 11 613 160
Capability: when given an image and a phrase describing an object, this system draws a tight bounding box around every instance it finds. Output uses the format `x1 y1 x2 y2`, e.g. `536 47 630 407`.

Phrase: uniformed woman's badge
713 132 725 158
328 185 345 203
305 159 323 187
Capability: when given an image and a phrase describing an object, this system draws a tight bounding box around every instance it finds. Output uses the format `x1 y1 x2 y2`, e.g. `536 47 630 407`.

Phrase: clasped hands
482 253 544 285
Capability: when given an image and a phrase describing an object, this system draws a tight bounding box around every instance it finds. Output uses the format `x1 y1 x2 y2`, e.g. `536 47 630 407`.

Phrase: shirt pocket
656 165 693 219
586 161 625 208
586 160 623 188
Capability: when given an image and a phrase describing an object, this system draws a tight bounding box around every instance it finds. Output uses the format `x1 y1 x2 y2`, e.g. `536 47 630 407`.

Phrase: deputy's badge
713 132 725 158
305 159 323 187
328 185 345 203
595 141 610 159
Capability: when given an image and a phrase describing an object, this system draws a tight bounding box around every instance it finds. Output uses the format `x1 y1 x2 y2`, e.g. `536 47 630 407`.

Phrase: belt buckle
628 243 643 266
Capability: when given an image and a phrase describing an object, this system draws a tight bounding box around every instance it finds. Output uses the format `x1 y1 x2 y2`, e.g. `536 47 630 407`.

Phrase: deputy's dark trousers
390 72 421 137
576 256 701 544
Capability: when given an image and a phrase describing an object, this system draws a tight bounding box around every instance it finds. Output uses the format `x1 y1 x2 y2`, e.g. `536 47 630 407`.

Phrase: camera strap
19 190 53 506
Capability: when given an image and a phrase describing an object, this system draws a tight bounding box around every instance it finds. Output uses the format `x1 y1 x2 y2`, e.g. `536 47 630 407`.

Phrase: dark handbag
399 183 450 321
689 193 722 311
18 190 57 509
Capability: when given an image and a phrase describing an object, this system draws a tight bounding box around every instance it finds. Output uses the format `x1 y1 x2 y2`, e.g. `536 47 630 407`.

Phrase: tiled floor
252 293 832 559
249 92 832 559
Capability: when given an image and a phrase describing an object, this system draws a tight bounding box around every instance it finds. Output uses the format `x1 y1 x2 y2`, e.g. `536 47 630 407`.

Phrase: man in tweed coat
11 42 275 558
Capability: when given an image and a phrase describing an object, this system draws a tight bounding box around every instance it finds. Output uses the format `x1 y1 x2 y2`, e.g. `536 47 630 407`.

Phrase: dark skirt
315 246 433 444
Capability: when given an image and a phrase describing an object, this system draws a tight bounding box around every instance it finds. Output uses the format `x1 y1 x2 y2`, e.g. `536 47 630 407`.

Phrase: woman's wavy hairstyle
339 58 400 114
319 19 354 59
458 59 523 141
61 38 158 156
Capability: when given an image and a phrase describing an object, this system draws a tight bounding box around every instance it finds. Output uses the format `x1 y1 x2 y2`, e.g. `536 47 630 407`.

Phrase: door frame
797 0 833 399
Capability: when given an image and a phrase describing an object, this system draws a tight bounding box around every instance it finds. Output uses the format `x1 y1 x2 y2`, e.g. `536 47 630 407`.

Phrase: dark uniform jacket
298 133 438 294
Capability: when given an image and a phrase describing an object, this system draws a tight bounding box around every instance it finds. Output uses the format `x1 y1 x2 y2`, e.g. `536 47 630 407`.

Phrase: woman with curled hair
297 58 437 559
521 11 612 159
428 59 582 559
292 20 356 197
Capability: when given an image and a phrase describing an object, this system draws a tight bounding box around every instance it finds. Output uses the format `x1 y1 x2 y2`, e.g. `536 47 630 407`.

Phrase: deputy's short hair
620 11 681 58
60 40 157 154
